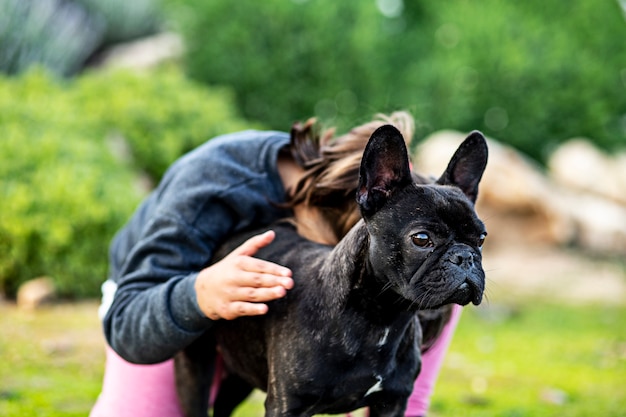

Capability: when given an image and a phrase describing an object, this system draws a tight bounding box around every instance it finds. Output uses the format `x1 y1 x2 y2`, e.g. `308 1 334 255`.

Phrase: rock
16 277 56 310
93 32 184 71
553 190 626 254
548 139 626 206
41 338 75 356
540 387 568 405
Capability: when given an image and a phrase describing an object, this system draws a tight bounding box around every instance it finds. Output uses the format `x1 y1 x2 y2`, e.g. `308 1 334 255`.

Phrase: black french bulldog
175 125 488 417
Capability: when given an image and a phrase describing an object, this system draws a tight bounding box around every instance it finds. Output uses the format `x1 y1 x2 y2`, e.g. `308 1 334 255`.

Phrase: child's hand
194 230 293 320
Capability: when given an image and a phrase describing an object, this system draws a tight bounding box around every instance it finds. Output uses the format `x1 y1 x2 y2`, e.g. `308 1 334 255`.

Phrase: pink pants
90 305 461 417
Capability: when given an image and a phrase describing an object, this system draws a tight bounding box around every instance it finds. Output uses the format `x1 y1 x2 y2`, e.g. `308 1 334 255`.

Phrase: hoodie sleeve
102 131 290 364
103 211 221 364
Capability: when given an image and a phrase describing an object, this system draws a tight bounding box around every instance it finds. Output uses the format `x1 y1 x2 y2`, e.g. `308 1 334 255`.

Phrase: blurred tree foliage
0 0 162 75
168 0 626 161
0 69 249 298
1 0 625 298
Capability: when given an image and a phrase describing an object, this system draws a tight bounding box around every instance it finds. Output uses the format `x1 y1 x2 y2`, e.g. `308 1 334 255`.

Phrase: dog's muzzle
441 280 482 306
454 279 483 306
442 247 484 306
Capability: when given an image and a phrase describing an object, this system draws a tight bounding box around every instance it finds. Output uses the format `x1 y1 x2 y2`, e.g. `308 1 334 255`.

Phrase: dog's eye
477 232 487 248
411 232 432 248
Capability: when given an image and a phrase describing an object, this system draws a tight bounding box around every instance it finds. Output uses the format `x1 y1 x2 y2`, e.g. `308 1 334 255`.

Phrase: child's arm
195 230 293 321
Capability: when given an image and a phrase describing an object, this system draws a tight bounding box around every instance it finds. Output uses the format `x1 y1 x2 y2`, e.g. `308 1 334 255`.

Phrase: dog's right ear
437 131 488 204
357 125 412 217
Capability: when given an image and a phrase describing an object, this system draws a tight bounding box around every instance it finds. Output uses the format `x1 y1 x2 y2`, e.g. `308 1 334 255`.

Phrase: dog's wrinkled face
358 125 488 309
367 184 486 308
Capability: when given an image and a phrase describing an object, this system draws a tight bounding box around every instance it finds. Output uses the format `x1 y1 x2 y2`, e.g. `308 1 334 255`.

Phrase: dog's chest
287 316 421 413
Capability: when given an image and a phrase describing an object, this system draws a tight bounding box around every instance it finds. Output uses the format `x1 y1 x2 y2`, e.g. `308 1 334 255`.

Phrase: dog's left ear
357 125 412 216
437 131 488 204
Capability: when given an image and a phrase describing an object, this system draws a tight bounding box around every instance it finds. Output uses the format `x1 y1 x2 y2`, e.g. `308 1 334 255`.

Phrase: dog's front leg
263 366 312 417
263 380 304 417
212 373 254 417
174 332 217 417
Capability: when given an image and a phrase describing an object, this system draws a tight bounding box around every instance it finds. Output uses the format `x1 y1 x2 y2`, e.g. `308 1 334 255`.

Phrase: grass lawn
0 302 104 417
0 301 624 416
429 303 626 416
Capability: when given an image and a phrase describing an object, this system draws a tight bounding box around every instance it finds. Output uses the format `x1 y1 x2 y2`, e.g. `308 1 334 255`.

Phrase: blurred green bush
0 68 249 298
170 0 626 161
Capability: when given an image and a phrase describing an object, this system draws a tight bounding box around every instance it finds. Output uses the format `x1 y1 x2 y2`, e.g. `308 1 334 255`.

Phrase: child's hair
287 111 415 243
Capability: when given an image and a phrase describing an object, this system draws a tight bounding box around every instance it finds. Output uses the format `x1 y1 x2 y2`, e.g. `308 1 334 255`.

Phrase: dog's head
357 125 488 309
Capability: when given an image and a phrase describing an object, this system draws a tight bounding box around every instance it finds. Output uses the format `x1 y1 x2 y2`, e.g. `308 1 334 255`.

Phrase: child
91 112 460 417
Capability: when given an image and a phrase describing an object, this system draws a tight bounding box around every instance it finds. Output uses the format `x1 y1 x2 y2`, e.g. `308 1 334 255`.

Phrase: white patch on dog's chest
365 375 384 397
377 327 390 347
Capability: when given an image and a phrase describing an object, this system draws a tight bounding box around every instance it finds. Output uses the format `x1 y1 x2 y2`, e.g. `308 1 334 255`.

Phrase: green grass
0 302 624 416
0 302 104 417
429 304 626 416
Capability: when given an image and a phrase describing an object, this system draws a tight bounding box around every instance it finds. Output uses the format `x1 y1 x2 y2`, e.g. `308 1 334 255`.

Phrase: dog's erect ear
437 131 488 204
357 125 412 216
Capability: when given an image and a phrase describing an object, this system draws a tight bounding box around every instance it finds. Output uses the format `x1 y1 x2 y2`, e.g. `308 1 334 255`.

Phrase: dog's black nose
451 251 474 268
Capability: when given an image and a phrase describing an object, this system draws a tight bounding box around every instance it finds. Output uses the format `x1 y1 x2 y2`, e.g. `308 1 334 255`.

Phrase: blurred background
0 0 624 416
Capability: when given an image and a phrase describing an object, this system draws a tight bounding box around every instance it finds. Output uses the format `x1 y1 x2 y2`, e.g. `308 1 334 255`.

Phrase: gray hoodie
103 130 291 364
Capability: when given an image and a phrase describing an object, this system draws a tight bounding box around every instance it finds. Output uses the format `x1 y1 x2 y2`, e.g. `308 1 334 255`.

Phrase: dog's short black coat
175 125 488 417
